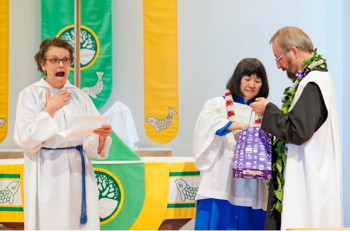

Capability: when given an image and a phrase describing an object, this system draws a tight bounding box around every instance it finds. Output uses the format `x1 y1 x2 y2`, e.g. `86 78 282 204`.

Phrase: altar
0 157 199 230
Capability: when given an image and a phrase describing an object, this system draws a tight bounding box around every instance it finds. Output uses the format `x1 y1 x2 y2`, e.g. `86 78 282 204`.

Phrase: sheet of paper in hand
232 126 272 179
57 116 109 139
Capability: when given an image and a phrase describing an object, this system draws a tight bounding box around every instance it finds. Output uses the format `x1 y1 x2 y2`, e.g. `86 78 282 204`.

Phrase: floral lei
224 90 261 125
272 48 327 213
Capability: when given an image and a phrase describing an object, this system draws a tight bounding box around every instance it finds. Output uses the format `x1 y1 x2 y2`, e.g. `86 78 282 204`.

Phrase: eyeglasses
275 53 285 63
46 57 71 65
275 49 291 63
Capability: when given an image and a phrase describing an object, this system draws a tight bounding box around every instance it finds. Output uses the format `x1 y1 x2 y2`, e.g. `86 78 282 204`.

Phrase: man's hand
250 97 270 116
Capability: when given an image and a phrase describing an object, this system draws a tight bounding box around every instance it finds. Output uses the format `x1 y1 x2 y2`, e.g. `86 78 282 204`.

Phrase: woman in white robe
14 38 112 230
193 58 270 230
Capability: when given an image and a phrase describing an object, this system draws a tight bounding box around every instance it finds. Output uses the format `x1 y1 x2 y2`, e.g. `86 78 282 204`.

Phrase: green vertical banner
41 0 112 109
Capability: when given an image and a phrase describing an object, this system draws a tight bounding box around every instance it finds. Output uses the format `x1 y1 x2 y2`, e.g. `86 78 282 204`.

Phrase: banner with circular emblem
92 162 145 230
41 0 112 110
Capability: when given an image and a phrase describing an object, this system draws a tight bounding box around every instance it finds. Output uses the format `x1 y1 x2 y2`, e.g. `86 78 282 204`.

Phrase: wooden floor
159 219 192 230
0 223 24 230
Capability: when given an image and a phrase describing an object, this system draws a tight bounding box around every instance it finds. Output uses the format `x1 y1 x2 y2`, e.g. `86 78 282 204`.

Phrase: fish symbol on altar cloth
175 178 198 201
146 107 177 133
0 181 20 204
81 71 104 98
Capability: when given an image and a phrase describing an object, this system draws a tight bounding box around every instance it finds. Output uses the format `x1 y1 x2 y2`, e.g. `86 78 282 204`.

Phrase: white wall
3 0 340 155
3 0 349 225
101 0 336 156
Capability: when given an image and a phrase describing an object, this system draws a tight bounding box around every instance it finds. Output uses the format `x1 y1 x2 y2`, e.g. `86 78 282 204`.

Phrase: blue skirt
194 198 266 230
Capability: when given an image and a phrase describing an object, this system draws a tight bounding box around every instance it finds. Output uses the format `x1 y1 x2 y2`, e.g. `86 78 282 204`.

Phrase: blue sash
42 145 87 224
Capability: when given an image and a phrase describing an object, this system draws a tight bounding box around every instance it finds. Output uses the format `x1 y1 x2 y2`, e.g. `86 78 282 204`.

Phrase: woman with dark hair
193 58 269 230
14 37 112 230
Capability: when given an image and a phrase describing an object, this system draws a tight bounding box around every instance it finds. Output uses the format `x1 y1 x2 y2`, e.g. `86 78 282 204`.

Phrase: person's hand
44 89 71 117
250 97 270 116
228 121 248 131
93 124 113 142
235 122 249 130
228 122 248 139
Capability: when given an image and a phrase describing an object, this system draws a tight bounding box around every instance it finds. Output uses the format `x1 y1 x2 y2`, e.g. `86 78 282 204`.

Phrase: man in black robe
250 26 334 230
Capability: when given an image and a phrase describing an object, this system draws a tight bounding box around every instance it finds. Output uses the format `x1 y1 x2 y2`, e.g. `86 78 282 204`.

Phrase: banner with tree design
41 0 112 109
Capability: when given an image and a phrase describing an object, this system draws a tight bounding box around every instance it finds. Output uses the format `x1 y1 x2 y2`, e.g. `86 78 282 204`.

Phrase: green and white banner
93 163 145 230
41 0 112 109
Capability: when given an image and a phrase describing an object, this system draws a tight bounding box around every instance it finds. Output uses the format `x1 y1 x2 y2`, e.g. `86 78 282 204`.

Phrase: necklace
224 89 261 125
225 90 236 120
272 48 327 213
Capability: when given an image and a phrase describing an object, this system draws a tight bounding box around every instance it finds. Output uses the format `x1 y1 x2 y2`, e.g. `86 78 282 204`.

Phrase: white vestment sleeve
193 97 230 170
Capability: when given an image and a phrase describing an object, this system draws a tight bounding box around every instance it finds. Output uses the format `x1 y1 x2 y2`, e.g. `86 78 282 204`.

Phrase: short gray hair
270 26 313 53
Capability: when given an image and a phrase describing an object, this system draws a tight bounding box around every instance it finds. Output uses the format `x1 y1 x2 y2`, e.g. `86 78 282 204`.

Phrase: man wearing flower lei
250 26 343 230
193 58 270 230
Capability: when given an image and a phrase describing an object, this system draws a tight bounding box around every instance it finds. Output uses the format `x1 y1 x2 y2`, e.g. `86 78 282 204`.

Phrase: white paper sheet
57 116 109 139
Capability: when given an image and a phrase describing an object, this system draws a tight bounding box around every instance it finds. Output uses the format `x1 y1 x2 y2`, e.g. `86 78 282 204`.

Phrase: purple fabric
233 127 272 179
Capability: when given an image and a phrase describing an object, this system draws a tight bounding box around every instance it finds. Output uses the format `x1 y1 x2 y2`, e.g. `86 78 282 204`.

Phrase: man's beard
285 59 298 80
286 71 296 80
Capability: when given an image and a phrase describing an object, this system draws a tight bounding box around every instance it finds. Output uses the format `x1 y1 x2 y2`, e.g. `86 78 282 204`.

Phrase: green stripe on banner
167 203 196 208
0 174 20 178
79 0 112 109
41 0 112 109
0 207 24 212
169 171 200 177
